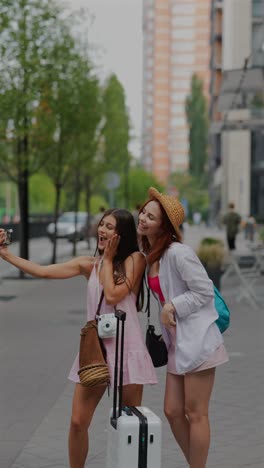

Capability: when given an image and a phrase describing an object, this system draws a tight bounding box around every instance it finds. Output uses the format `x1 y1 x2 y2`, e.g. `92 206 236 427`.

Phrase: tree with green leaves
116 165 164 209
29 173 57 213
0 0 68 263
64 61 102 256
185 74 209 183
169 172 209 221
41 39 103 259
102 74 130 206
41 30 78 262
0 0 102 263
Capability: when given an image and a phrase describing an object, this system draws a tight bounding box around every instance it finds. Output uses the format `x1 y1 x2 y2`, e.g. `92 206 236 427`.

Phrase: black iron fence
0 220 52 242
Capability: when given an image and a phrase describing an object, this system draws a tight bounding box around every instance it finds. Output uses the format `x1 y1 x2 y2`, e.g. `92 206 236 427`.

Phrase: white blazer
157 242 223 374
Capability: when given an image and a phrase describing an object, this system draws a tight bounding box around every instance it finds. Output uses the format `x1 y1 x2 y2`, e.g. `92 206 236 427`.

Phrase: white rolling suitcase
106 309 162 468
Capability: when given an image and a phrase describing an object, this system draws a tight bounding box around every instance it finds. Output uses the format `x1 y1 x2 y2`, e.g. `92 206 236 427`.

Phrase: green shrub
197 239 225 268
200 237 224 247
259 227 264 242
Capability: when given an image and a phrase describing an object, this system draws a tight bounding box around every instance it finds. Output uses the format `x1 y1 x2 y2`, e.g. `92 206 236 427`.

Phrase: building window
171 93 187 103
171 29 195 40
170 154 189 164
171 116 186 126
145 45 153 55
252 0 264 18
171 3 195 14
171 69 193 78
155 63 169 71
252 23 264 66
155 163 168 170
171 104 183 113
146 95 153 104
171 41 194 52
155 101 168 108
171 78 191 88
156 27 170 34
155 90 169 97
171 16 195 27
145 119 152 129
171 54 194 65
147 57 153 67
146 9 154 19
144 70 153 80
169 141 188 152
156 38 169 46
154 76 169 84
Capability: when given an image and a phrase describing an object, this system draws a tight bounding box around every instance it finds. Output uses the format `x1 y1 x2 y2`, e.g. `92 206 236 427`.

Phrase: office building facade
209 0 264 220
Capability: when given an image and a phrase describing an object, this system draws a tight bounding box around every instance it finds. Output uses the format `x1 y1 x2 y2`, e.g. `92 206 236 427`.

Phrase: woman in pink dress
137 188 228 468
0 209 157 468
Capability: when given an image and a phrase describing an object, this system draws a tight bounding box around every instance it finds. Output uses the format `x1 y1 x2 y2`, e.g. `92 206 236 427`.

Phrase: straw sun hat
148 187 185 232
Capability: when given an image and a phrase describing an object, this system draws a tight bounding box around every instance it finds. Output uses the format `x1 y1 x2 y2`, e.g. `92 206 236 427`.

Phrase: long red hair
139 199 182 265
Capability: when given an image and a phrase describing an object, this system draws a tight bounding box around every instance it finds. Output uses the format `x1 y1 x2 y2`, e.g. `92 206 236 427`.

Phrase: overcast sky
60 0 143 157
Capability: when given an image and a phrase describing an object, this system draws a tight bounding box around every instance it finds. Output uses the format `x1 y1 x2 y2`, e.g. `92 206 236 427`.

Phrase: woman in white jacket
137 187 228 468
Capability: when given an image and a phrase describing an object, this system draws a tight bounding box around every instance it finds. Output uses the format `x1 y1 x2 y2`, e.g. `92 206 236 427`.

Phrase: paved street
0 227 263 467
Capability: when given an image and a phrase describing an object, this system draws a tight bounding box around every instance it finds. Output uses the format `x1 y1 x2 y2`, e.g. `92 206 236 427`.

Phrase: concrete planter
203 264 223 291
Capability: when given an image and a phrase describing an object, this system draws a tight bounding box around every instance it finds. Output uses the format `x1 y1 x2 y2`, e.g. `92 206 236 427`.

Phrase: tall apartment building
142 0 211 184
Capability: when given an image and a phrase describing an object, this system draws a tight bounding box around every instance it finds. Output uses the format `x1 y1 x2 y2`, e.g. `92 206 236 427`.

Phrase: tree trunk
84 175 91 249
51 183 62 264
72 172 81 258
124 156 129 209
18 171 29 261
17 129 29 279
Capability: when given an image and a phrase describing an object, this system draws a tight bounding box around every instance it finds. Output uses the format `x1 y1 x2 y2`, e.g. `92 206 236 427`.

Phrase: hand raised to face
103 234 120 262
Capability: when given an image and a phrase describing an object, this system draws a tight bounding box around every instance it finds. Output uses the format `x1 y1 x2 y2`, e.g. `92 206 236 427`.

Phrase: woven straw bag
78 292 110 387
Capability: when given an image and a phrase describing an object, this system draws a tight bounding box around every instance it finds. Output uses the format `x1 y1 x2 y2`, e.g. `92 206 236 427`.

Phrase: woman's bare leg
68 383 106 468
122 384 143 406
185 368 215 468
164 373 190 463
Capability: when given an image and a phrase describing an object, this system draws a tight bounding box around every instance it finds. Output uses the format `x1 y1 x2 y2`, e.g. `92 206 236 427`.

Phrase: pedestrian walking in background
0 208 157 468
243 214 257 242
137 187 229 468
222 202 241 250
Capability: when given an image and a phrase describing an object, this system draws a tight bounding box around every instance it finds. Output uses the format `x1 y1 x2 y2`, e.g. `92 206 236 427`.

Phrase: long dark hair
96 208 144 310
139 200 182 265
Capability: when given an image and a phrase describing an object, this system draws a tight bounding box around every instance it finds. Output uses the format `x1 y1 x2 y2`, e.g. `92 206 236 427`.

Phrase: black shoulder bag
145 286 168 368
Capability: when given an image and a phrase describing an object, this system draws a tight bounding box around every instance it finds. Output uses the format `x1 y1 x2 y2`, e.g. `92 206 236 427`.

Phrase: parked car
46 212 92 242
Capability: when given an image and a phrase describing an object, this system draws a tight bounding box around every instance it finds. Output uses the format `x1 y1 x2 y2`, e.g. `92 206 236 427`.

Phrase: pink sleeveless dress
68 264 157 386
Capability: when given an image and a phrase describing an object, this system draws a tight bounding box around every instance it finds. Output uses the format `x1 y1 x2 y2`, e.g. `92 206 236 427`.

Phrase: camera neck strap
95 291 104 319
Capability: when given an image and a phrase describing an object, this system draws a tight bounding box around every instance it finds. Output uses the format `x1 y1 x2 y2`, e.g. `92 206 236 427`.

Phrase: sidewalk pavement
1 226 264 467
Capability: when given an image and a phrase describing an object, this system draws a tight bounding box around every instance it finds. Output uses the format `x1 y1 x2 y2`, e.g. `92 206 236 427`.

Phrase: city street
0 227 263 467
1 0 263 466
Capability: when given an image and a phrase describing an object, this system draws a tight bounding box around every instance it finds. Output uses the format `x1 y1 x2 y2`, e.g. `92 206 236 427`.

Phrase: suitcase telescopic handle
113 309 126 421
115 309 126 321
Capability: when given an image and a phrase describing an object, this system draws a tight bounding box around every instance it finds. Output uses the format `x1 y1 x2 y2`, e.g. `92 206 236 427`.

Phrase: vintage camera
3 229 13 246
98 313 117 339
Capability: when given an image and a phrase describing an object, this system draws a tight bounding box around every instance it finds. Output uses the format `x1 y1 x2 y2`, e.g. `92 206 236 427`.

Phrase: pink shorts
167 326 229 374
